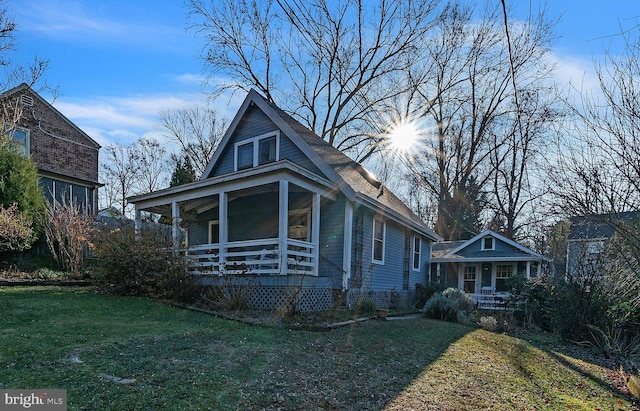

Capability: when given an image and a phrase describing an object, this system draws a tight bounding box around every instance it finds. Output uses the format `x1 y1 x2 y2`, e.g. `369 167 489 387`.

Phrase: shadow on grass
547 349 632 401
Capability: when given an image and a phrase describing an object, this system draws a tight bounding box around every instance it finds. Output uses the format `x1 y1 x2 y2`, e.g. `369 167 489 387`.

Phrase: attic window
20 94 34 107
234 132 279 171
481 236 494 251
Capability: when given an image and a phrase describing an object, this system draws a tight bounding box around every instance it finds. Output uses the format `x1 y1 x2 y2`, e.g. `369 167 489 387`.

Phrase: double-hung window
372 216 385 264
463 266 476 293
234 132 279 171
412 235 421 271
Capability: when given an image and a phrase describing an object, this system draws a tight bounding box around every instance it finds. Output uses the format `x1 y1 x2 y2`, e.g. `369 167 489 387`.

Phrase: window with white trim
412 235 421 271
234 132 279 171
463 265 476 293
372 216 385 264
481 236 495 251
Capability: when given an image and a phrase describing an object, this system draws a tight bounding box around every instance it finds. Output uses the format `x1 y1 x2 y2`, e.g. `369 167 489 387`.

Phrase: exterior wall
188 207 219 246
347 205 430 307
566 239 606 279
3 87 100 213
456 236 515 257
207 105 323 178
318 195 346 287
17 89 100 184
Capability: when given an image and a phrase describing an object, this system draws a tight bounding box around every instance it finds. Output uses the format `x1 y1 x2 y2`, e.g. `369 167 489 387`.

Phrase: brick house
1 83 101 213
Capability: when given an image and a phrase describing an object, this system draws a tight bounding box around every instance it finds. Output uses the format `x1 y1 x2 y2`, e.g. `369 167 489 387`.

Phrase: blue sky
6 0 640 149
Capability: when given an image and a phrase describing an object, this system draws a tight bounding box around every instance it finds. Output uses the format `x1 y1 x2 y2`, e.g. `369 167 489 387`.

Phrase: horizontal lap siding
371 219 406 291
354 208 403 292
319 196 345 287
189 207 219 245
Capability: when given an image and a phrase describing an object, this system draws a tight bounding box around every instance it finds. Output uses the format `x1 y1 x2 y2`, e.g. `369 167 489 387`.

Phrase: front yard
0 287 637 410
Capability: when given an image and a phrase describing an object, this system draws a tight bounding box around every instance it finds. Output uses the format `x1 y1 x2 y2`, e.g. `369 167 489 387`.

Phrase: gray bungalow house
128 90 440 311
431 230 546 308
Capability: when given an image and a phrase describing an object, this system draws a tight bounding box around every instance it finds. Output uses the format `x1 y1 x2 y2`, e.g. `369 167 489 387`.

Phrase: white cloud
53 92 210 147
174 73 206 85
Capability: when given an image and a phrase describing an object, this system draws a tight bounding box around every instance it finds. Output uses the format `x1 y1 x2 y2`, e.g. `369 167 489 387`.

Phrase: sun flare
388 121 419 151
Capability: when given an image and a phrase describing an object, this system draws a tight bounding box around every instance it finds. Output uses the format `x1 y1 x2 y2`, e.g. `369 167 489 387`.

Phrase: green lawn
0 287 636 410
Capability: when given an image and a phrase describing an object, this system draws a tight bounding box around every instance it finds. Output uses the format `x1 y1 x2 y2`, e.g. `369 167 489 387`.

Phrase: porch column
342 201 353 290
278 180 289 274
134 207 141 238
171 201 181 250
219 191 227 272
312 192 321 276
526 261 531 279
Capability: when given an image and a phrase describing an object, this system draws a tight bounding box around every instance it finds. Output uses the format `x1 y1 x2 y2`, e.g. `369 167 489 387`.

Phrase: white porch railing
185 238 316 276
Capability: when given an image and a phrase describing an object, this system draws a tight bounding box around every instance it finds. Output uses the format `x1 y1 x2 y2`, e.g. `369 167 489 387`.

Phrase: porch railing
185 238 316 276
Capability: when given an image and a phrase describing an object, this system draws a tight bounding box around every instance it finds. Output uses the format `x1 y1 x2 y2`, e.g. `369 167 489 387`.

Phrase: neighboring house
129 90 440 311
431 230 546 307
566 211 639 279
1 83 101 213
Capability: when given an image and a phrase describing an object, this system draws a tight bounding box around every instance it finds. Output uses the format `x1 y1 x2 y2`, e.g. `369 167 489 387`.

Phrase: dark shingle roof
569 211 640 240
265 97 433 232
432 241 465 258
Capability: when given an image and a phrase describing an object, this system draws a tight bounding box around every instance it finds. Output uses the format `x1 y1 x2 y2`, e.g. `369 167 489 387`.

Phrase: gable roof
568 211 640 240
431 229 546 262
0 83 101 149
203 90 440 241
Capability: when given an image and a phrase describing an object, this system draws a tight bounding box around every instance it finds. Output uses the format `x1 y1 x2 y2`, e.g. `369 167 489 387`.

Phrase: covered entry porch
130 161 337 277
432 259 542 310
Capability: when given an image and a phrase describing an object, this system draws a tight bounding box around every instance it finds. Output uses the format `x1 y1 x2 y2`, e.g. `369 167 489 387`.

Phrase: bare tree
159 106 226 177
135 137 170 194
101 143 140 216
186 0 446 161
549 25 640 248
402 1 557 240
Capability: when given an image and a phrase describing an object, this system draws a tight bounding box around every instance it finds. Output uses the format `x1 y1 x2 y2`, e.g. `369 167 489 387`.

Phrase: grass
0 287 637 410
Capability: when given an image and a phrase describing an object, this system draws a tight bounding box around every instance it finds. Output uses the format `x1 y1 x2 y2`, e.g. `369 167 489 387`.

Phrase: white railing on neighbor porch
185 238 316 276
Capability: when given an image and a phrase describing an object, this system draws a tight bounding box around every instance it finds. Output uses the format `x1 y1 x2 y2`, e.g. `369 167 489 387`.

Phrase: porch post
134 207 141 238
171 201 181 250
342 201 353 290
219 191 227 272
526 261 531 279
279 180 289 274
312 192 321 276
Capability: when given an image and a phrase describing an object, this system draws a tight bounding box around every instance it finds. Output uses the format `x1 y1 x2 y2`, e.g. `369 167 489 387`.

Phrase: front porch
130 161 338 278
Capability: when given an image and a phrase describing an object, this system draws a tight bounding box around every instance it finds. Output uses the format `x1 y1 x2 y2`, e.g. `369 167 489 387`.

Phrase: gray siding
457 236 517 257
318 196 346 287
188 207 219 246
351 207 426 292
